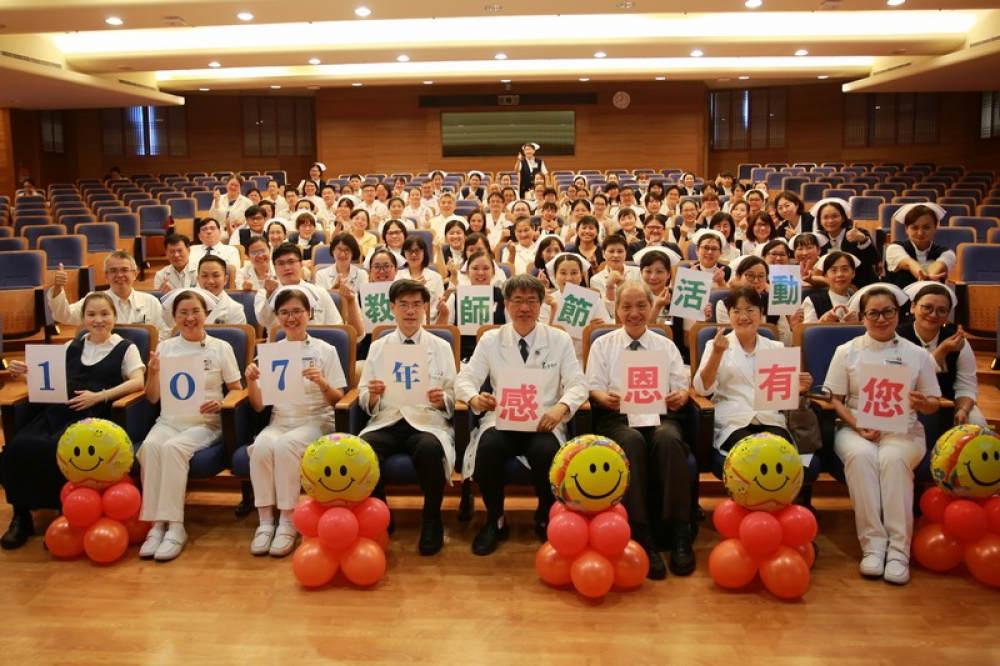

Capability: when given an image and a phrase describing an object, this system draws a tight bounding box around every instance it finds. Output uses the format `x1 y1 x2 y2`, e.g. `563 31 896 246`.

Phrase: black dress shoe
1 511 35 551
534 520 549 543
630 523 667 580
669 520 696 577
472 520 510 556
418 518 445 556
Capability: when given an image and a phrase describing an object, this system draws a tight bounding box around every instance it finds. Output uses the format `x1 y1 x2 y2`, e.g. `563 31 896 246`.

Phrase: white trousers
138 419 220 523
835 427 925 562
249 418 331 511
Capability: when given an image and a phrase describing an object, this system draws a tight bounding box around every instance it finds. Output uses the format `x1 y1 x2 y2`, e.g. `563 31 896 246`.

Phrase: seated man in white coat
358 280 456 556
162 255 247 330
188 218 241 271
48 250 170 342
456 274 589 556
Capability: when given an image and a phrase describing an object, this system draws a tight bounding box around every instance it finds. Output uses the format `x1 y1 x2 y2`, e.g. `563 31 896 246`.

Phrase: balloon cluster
46 419 150 563
292 434 390 588
913 425 1000 588
708 433 817 599
535 435 649 598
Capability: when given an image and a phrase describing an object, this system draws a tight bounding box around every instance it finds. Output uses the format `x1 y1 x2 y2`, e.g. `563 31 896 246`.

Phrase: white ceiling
1 1 998 109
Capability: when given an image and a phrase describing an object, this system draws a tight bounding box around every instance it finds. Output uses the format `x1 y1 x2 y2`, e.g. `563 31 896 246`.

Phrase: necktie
403 338 415 345
519 338 529 363
628 340 641 351
205 246 214 256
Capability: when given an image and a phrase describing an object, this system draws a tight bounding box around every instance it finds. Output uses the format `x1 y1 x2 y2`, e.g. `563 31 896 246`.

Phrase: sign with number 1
25 344 68 404
257 341 306 405
159 355 206 417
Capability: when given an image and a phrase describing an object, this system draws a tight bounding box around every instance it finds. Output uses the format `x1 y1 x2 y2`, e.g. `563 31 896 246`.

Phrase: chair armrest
112 390 147 409
690 393 714 411
334 388 361 433
0 382 30 406
688 391 715 472
111 393 156 444
222 388 248 409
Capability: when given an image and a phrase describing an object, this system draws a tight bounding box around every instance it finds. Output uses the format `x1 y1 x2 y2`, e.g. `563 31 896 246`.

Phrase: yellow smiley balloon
931 425 1000 500
56 418 134 490
723 433 803 512
550 435 630 514
300 434 380 507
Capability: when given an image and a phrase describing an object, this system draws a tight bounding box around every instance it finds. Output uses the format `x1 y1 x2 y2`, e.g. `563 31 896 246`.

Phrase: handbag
783 386 831 455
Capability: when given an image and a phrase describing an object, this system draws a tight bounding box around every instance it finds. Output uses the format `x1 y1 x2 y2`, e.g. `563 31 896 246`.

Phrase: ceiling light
397 55 410 62
105 17 123 27
887 0 905 5
352 82 363 87
654 76 666 81
271 85 281 89
739 75 750 80
817 75 830 79
594 51 607 59
795 49 809 56
579 77 590 82
236 12 254 21
354 7 372 17
484 4 502 11
745 0 763 7
495 53 507 60
690 49 704 57
618 2 635 9
500 79 511 83
308 58 321 65
307 85 321 90
208 61 221 68
423 80 434 85
199 87 210 91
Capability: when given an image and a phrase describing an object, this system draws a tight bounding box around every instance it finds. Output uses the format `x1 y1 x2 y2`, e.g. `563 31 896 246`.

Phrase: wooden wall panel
0 109 18 196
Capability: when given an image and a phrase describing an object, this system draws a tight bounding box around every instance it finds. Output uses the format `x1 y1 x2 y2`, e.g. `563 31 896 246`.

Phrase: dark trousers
474 427 560 524
363 419 446 520
594 412 691 525
720 424 793 453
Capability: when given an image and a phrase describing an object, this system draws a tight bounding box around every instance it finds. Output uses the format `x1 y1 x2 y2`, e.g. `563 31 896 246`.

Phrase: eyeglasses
766 252 788 259
106 267 135 275
175 308 205 318
249 249 269 257
730 308 760 318
509 298 541 308
699 246 721 253
277 308 308 319
394 301 425 311
274 259 301 268
743 273 768 283
370 263 395 272
863 307 898 322
917 303 951 318
644 226 664 232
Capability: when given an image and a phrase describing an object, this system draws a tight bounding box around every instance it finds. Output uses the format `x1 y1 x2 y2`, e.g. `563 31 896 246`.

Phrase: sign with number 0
159 355 206 417
257 341 306 405
25 344 69 404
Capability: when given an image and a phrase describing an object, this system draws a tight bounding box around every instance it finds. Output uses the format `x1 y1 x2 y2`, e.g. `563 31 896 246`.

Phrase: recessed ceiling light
307 85 321 90
817 75 830 79
500 79 511 83
484 3 502 11
495 53 507 60
690 49 704 58
397 55 410 62
594 51 607 59
352 82 363 87
354 7 372 17
423 80 434 85
795 49 809 56
579 77 590 82
308 58 321 65
654 76 666 81
105 16 124 26
618 1 635 9
208 61 221 68
236 12 254 21
739 76 750 80
745 0 763 7
199 87 210 91
271 85 281 89
887 0 905 5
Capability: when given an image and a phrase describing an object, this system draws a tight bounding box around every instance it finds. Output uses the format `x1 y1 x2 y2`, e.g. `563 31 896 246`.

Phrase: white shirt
155 335 240 428
801 290 853 324
358 200 390 222
268 335 347 424
254 280 344 331
590 265 641 318
429 214 467 245
209 194 252 229
188 243 241 271
396 267 445 315
501 242 538 275
235 262 275 291
49 288 170 343
153 265 197 291
586 327 688 395
314 264 369 292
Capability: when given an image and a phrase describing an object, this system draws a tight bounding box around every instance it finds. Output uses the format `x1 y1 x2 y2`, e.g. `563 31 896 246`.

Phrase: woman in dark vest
885 203 955 290
898 282 985 427
0 292 145 549
515 142 547 198
802 251 859 323
811 198 880 288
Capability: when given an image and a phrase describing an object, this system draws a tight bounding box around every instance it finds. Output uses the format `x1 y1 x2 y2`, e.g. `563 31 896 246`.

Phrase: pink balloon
739 511 782 557
293 499 327 538
919 487 952 524
101 482 142 521
570 550 615 598
318 507 360 552
776 505 818 548
353 497 391 539
943 499 989 543
964 533 1000 588
63 488 103 528
608 504 628 520
549 502 568 519
60 482 78 504
983 497 1000 535
589 512 631 559
713 499 750 539
546 512 590 558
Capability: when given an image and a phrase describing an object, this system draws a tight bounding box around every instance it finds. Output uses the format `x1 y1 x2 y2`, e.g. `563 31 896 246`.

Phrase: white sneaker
154 526 187 562
860 551 885 577
139 524 166 559
269 525 298 558
884 559 910 585
251 525 276 556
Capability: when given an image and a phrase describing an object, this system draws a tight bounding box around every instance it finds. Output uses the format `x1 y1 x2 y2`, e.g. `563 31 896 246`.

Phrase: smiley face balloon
56 418 134 490
931 424 1000 500
300 434 380 507
550 435 630 514
723 432 803 511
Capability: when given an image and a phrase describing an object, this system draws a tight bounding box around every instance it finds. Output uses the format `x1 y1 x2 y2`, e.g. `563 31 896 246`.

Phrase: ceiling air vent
872 61 913 76
163 16 189 27
117 79 159 92
968 34 1000 49
0 50 62 69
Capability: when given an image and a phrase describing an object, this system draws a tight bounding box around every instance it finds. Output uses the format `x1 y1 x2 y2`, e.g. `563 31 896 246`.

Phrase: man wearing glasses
188 217 241 271
625 213 683 260
228 204 269 251
456 274 589 556
49 251 170 341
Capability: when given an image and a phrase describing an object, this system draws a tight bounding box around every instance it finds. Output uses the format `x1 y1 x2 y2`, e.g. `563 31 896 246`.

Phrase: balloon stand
291 497 390 588
46 479 150 563
913 489 1000 588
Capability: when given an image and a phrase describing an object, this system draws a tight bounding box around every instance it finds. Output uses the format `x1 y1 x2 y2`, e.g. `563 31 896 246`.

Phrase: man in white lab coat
456 274 589 556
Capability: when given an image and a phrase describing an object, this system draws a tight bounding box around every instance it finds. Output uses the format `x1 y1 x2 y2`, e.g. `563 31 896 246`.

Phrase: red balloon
318 507 360 552
739 511 783 557
589 512 631 559
708 539 759 589
943 500 989 543
535 542 573 586
83 518 129 564
101 482 142 521
121 516 151 545
547 511 590 558
713 499 750 539
293 499 327 538
795 542 816 569
63 488 103 528
777 505 818 548
608 504 628 520
912 523 964 572
353 497 391 539
374 530 391 552
340 537 387 586
549 502 568 519
613 540 650 589
44 516 86 558
759 545 810 599
292 539 340 588
919 487 952 523
964 533 1000 588
60 482 78 504
570 550 615 598
983 497 1000 535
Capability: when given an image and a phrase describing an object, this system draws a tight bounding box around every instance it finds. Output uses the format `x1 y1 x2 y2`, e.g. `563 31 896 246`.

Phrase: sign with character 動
767 265 802 316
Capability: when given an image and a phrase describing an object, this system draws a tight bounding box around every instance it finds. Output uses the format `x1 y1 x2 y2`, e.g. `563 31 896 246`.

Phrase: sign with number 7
257 341 306 406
